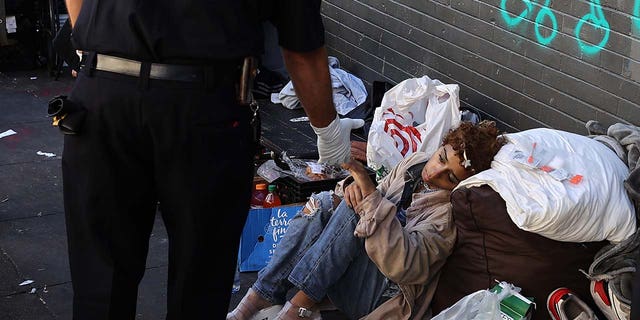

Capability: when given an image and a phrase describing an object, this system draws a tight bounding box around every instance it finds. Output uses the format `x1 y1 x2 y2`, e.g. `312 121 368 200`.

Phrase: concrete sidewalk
0 67 347 319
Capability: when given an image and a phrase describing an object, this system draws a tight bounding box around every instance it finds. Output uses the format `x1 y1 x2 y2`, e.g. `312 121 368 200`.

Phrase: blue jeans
252 192 390 319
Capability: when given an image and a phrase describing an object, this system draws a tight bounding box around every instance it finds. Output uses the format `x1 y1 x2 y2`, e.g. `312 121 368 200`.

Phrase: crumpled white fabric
455 128 636 243
277 56 367 115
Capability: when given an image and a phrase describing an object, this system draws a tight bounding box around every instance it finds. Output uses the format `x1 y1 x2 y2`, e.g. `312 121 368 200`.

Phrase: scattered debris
19 280 34 286
0 129 17 139
30 77 38 80
36 151 56 158
1 197 8 203
43 285 48 293
289 116 309 122
29 288 36 294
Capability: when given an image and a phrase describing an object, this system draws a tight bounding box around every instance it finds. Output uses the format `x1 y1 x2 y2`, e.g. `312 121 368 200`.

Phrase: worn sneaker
591 275 632 320
227 288 283 320
547 287 598 320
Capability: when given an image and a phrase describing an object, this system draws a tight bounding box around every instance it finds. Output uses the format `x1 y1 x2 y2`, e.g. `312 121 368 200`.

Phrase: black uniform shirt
71 0 325 63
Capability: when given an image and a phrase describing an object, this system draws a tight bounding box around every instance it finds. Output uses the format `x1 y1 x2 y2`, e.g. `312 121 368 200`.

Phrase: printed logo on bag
381 108 423 157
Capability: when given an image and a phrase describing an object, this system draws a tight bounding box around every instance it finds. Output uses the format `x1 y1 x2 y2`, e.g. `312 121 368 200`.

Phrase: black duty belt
86 53 240 83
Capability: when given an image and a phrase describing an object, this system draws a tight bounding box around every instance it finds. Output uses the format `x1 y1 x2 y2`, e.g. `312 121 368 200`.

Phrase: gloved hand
311 115 365 165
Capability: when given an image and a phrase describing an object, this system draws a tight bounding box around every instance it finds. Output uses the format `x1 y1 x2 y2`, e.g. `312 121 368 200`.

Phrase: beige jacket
335 152 456 320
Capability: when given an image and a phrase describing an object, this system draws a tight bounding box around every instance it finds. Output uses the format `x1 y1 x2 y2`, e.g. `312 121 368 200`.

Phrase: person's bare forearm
282 46 336 128
65 0 83 27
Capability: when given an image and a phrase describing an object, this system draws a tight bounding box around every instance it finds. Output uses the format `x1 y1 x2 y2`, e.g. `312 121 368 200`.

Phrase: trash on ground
0 129 17 139
36 151 56 157
19 280 34 286
289 116 309 122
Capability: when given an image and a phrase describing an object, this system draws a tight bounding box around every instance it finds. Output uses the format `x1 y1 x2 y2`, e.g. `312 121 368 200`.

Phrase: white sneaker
227 288 283 320
251 305 284 320
590 275 632 320
547 287 598 320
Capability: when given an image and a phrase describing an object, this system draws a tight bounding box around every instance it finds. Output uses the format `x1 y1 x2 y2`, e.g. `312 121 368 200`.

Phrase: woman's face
421 144 473 191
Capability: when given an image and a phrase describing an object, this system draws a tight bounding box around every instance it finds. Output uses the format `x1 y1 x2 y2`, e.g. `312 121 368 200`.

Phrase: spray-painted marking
633 0 640 31
500 0 613 54
575 0 610 55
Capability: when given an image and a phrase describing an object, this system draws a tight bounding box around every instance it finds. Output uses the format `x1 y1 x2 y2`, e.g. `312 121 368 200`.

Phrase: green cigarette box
490 283 535 320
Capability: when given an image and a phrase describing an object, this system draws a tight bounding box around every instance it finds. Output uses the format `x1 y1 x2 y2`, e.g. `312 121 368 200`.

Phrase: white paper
36 151 56 158
0 129 17 139
289 116 309 122
19 280 34 286
6 16 17 33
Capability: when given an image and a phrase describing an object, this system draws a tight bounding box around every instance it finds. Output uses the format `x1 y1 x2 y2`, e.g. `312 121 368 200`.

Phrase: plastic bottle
232 254 241 293
232 265 241 293
250 183 268 209
263 184 282 208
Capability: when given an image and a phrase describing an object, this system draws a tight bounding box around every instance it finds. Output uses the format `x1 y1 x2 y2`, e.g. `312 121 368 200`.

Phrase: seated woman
228 121 506 320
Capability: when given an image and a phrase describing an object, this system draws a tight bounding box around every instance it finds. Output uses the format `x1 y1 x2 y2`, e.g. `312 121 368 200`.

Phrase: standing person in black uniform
61 1 364 319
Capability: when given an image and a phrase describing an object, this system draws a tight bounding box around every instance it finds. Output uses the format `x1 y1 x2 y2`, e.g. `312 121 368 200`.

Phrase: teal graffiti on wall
575 0 610 55
500 0 533 28
634 0 640 31
533 0 557 45
500 0 612 54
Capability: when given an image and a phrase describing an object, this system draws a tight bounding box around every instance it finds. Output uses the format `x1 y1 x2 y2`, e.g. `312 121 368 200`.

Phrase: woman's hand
343 182 363 209
350 140 368 164
341 159 376 208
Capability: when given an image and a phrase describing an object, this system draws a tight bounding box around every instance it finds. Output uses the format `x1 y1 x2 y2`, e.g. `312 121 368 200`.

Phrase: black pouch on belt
47 95 87 135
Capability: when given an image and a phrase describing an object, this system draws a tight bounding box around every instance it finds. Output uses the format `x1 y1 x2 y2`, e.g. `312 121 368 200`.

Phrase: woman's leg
326 251 390 319
286 200 389 318
252 191 335 304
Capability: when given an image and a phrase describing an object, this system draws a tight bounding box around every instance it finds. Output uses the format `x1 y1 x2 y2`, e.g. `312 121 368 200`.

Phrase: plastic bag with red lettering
366 75 461 180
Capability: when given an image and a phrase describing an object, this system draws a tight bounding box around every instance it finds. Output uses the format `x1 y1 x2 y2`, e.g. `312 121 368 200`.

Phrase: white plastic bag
432 281 519 320
456 128 636 243
366 75 461 177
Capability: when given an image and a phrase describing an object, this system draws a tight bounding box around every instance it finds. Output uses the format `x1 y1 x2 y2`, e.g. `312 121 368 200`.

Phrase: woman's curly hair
442 120 506 174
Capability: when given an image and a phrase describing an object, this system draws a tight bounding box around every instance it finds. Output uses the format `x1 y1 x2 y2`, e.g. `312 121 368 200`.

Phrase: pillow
456 128 636 243
431 186 606 320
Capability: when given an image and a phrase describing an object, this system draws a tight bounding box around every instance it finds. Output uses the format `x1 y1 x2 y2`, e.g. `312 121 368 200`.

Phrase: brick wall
321 0 640 134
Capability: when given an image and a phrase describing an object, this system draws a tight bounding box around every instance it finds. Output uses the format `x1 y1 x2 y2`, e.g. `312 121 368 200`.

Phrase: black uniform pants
62 66 255 319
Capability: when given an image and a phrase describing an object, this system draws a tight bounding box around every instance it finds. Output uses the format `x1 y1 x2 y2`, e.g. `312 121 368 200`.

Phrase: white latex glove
311 115 365 165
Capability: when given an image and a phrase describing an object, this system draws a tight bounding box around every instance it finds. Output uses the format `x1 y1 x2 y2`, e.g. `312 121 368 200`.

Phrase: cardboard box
238 204 303 272
490 283 535 320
